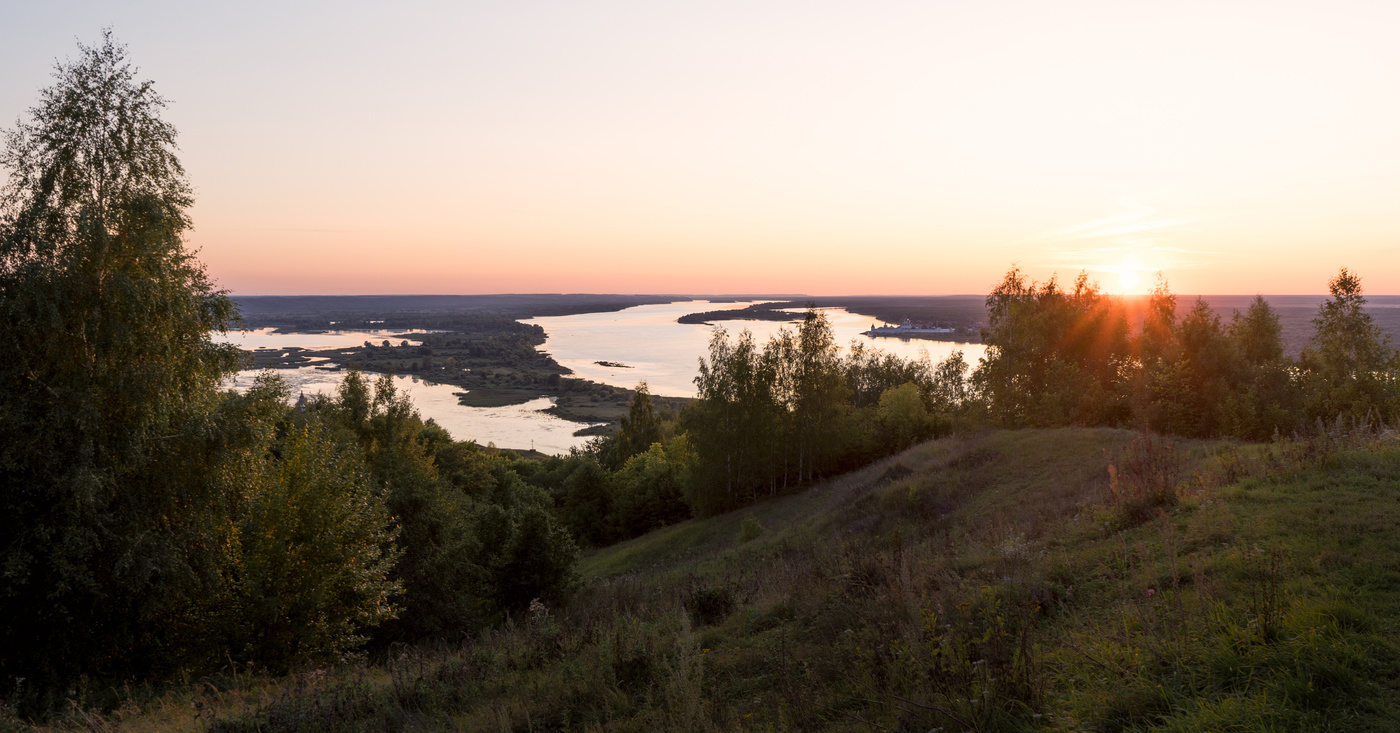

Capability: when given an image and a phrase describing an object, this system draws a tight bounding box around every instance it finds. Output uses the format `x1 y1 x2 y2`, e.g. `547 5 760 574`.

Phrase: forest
4 34 1400 729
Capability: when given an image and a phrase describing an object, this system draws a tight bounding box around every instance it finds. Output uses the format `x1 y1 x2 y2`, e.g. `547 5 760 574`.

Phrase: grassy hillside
17 427 1400 731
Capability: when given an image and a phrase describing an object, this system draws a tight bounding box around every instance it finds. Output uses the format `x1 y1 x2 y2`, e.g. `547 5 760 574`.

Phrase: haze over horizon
5 1 1398 296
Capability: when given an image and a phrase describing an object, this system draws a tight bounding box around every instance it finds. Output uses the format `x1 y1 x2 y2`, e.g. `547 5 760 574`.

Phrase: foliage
227 416 400 669
1222 296 1297 439
466 473 579 617
738 516 764 542
59 427 1400 731
601 382 663 470
875 382 937 449
683 308 967 516
685 327 784 514
310 369 582 636
0 31 241 698
346 373 482 643
973 265 1399 437
0 36 589 708
1298 268 1400 422
975 268 1130 428
609 438 693 539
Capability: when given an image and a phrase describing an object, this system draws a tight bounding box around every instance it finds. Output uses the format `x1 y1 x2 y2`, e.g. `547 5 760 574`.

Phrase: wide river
218 305 987 454
524 301 987 398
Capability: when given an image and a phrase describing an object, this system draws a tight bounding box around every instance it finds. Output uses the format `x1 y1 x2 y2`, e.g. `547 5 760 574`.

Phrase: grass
14 427 1400 731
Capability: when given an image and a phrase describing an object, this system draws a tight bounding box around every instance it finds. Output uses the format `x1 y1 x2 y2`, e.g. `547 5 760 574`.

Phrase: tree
793 309 849 480
875 382 933 450
599 382 662 470
1137 273 1178 365
1223 296 1298 438
1299 268 1400 422
0 32 242 694
466 473 579 618
356 374 480 643
973 268 1129 428
229 418 400 669
1230 295 1285 366
686 327 772 514
609 438 693 539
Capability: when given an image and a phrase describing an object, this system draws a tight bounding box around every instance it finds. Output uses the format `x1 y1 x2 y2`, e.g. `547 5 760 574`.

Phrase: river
524 302 987 398
216 306 987 453
218 329 602 455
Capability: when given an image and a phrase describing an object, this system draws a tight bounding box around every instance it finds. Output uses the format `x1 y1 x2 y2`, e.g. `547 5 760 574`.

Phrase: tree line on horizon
973 267 1400 438
3 32 1400 718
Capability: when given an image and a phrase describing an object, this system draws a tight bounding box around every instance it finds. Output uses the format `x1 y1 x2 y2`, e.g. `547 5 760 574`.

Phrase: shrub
876 382 935 449
229 421 401 669
684 580 736 626
467 477 580 618
1108 433 1181 526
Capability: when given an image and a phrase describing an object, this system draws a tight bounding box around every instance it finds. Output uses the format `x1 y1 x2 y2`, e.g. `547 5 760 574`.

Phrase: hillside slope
28 428 1400 732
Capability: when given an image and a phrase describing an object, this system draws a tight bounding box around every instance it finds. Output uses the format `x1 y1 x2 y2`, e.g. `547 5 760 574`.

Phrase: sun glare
1118 269 1140 292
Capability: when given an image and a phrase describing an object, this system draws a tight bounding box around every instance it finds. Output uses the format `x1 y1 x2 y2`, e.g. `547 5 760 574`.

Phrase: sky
3 1 1398 296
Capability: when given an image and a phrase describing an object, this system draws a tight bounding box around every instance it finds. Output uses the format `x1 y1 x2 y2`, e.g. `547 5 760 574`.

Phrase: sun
1119 269 1140 292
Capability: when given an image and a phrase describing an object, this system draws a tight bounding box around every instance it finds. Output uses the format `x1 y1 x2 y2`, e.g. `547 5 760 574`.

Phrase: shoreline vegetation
675 299 984 345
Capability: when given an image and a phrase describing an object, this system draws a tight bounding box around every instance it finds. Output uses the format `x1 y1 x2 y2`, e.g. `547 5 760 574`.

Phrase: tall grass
21 425 1400 731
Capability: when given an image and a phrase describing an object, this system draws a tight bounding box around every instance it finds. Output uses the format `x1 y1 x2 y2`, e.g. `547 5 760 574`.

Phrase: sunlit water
216 330 599 455
211 304 986 452
217 327 428 350
525 302 987 398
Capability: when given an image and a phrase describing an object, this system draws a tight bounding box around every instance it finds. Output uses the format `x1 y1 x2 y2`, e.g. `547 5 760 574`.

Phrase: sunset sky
3 1 1398 296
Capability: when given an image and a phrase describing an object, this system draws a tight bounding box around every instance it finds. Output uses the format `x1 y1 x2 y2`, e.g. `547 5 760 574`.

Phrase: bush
1107 433 1181 526
468 477 579 618
876 382 935 449
739 516 764 542
229 421 401 669
684 580 736 626
609 440 693 540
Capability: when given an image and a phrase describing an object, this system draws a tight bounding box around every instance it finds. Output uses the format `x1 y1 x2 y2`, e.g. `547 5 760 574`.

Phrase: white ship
863 317 955 337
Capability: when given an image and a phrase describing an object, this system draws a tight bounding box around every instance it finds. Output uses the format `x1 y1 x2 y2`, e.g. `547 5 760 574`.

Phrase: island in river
231 293 1001 437
677 296 986 343
234 294 699 436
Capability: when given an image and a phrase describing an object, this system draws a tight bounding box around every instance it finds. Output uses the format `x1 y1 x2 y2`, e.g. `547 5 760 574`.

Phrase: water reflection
214 327 428 350
525 302 987 398
224 366 598 455
216 302 987 452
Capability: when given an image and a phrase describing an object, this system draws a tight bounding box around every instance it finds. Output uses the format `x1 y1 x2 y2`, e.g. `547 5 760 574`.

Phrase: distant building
863 317 954 337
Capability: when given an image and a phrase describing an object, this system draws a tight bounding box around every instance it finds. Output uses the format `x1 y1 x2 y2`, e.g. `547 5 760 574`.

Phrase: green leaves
974 264 1400 437
231 422 401 668
2 29 191 265
0 32 241 698
1299 269 1400 422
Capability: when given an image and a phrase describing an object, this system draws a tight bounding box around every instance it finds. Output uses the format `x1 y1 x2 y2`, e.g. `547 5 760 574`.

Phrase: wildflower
1146 588 1156 597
